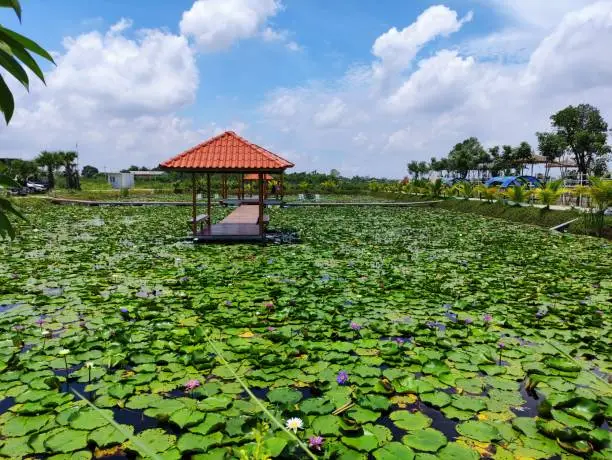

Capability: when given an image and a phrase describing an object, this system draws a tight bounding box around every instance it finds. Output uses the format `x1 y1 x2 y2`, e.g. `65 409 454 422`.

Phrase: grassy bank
431 198 611 238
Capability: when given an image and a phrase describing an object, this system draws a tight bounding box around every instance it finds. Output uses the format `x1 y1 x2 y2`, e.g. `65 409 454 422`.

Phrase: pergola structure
159 131 294 242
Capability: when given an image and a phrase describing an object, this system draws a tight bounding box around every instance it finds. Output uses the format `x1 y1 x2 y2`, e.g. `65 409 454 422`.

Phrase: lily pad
402 428 447 452
456 421 500 442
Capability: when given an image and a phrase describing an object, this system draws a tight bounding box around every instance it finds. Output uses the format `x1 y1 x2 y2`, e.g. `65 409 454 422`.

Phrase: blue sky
2 0 610 176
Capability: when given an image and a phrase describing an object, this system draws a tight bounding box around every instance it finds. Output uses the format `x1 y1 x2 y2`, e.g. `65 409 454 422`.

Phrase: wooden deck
193 205 267 243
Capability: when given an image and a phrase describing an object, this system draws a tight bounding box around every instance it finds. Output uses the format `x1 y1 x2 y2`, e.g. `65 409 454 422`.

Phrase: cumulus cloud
259 2 612 177
180 0 283 51
1 20 206 168
372 5 472 79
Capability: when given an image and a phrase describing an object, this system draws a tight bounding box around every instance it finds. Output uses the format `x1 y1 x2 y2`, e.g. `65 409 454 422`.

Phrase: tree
81 165 99 178
58 151 79 189
513 141 533 175
447 137 486 178
535 179 566 209
329 169 341 178
550 104 611 177
1 1 55 124
536 132 566 179
36 151 61 189
7 158 37 184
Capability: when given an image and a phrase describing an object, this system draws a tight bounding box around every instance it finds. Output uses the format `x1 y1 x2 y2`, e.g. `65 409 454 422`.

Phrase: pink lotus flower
349 321 362 331
308 435 324 451
483 314 493 323
184 379 201 391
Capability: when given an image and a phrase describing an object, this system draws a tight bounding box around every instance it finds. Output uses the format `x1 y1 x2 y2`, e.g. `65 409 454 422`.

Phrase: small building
107 172 134 189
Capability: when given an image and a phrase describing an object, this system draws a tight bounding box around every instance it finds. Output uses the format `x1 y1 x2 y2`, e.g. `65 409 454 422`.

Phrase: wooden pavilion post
206 173 212 229
258 173 264 238
191 173 197 236
240 174 244 200
280 172 284 201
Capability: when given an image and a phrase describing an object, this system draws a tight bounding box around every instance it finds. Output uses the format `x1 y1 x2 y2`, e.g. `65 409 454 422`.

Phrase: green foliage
504 185 531 205
0 172 24 238
447 137 487 179
535 180 567 209
453 181 474 199
0 203 610 459
549 104 611 175
0 0 55 123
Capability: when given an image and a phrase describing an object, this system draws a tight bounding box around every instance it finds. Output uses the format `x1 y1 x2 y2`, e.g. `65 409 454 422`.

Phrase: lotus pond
0 203 610 459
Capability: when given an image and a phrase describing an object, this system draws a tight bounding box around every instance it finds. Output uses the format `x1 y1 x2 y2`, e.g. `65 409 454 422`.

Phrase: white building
107 172 134 189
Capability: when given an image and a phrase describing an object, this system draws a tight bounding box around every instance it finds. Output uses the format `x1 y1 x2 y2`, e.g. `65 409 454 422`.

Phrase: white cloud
524 1 612 93
386 50 475 113
1 20 205 169
180 0 282 51
258 2 612 177
314 98 346 128
372 5 472 79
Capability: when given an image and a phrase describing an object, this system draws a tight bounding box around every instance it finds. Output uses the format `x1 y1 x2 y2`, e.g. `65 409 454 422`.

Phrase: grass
430 198 612 237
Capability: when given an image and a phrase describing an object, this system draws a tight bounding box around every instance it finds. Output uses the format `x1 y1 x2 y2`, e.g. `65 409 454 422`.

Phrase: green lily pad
169 407 206 428
69 408 113 430
437 443 479 460
451 395 487 412
44 428 89 453
456 421 500 442
88 423 133 447
177 432 223 454
312 414 342 435
390 411 432 431
300 397 334 414
420 391 451 408
551 409 594 429
402 428 447 452
267 387 302 405
129 428 176 455
1 414 52 437
373 442 415 460
342 434 380 452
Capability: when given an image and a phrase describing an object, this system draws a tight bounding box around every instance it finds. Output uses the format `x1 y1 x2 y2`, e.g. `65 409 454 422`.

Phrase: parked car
26 181 48 193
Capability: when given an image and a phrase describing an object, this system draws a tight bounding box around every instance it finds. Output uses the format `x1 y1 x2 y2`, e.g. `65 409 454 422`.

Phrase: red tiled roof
160 131 294 171
244 173 273 180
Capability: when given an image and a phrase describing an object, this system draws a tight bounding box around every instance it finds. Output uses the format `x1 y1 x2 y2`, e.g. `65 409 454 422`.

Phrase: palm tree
427 179 443 198
535 180 566 209
476 185 497 202
58 151 80 189
453 181 474 200
587 177 612 213
504 185 531 206
584 177 612 236
36 151 61 189
571 184 590 208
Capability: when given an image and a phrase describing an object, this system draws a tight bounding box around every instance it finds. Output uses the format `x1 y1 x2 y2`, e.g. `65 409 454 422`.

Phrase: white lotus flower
41 329 51 337
59 349 70 356
286 417 303 433
85 361 94 369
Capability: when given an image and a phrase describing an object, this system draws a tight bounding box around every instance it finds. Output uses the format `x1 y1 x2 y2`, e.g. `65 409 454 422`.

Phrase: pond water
0 204 609 459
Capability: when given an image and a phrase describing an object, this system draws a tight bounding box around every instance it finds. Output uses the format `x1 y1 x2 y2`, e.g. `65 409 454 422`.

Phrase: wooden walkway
194 205 266 243
218 204 260 224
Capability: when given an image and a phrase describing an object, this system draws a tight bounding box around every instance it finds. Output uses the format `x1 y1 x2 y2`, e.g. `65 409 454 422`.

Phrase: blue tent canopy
485 175 543 189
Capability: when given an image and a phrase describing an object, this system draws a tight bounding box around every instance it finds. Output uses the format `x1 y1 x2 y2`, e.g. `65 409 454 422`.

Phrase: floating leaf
390 411 432 431
402 428 447 452
456 421 500 442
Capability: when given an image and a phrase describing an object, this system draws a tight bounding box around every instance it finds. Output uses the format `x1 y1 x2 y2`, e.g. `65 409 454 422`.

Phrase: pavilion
159 131 294 242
